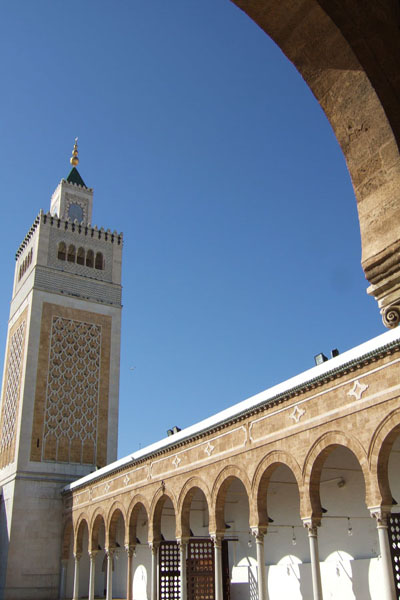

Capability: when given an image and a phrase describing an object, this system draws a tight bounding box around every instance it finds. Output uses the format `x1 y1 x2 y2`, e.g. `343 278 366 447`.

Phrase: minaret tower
0 141 123 599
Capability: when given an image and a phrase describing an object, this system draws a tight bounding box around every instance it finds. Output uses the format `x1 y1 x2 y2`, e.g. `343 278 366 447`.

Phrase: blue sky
0 1 383 459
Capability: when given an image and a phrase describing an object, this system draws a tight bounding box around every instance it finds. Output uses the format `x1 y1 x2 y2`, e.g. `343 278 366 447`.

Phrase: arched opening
77 246 85 266
215 476 250 600
71 519 90 600
128 502 150 600
91 514 106 599
183 487 210 540
95 251 104 270
86 249 94 268
67 244 76 263
310 445 374 599
57 242 66 261
257 463 305 600
108 508 127 598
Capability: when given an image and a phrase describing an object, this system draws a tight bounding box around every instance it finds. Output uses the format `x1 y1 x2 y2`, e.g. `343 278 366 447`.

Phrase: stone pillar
211 535 223 600
88 551 98 600
59 558 68 600
72 553 81 600
150 542 160 600
303 520 323 600
370 507 396 600
178 538 189 600
251 528 267 600
125 544 135 600
106 548 114 600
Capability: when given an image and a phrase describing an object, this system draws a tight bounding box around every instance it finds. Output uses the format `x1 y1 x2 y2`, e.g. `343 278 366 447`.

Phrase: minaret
0 142 123 599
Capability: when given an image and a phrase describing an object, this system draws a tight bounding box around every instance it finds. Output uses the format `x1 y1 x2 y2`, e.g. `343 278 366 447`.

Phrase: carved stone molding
369 505 392 527
381 303 400 329
366 245 400 328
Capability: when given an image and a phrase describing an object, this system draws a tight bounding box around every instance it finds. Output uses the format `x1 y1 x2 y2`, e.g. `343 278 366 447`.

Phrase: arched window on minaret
57 242 66 261
67 244 76 263
95 252 104 270
77 247 85 266
86 249 94 268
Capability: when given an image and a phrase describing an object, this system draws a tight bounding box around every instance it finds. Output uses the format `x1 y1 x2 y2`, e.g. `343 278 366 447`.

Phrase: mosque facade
1 2 400 598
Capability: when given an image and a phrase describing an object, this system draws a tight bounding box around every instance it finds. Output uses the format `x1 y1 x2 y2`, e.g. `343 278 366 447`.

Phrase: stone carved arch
368 408 400 507
303 430 371 520
126 494 150 547
74 513 90 555
211 464 252 534
251 450 303 529
233 0 400 323
149 489 178 543
61 518 73 560
90 508 107 552
107 501 127 549
177 476 212 539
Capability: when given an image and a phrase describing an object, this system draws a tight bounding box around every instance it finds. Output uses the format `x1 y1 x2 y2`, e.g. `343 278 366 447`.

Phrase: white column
212 535 223 600
72 553 81 600
106 548 114 600
125 544 135 600
88 551 97 600
178 539 188 600
370 508 396 600
251 528 267 600
150 542 160 600
303 520 323 600
59 558 68 600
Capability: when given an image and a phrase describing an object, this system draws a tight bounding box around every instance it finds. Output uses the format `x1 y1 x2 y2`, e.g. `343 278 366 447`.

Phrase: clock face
68 203 84 222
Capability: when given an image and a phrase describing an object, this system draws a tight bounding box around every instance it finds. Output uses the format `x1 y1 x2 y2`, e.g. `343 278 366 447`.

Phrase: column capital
177 537 189 549
73 552 82 561
369 505 392 526
210 533 224 549
250 526 267 542
105 547 115 558
125 543 136 557
302 517 320 534
61 557 69 566
88 550 98 560
149 540 160 554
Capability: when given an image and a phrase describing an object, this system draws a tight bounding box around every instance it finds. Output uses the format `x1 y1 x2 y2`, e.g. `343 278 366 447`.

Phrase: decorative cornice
15 211 123 259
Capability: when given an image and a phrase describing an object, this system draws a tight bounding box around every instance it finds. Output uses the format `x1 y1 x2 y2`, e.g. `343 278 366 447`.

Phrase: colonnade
62 506 396 600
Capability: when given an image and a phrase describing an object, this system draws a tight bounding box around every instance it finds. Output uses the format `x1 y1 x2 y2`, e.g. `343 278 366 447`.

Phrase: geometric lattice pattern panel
388 513 400 599
187 539 215 600
0 319 26 469
160 541 181 600
42 316 101 464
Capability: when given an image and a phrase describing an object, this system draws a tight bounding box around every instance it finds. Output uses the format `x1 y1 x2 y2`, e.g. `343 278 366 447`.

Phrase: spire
70 138 79 167
66 138 87 188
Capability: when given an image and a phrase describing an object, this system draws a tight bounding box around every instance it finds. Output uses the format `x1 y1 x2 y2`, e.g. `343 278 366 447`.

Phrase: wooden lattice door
160 541 181 600
187 539 215 600
388 513 400 598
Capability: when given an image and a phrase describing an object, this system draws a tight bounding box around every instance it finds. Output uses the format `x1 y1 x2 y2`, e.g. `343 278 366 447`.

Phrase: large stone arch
149 489 178 543
177 476 212 539
126 494 151 546
368 408 400 507
232 0 400 325
211 464 252 534
303 430 372 520
251 450 303 529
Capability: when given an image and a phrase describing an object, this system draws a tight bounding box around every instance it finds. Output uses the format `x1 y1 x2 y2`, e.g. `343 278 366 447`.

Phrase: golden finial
70 137 79 167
